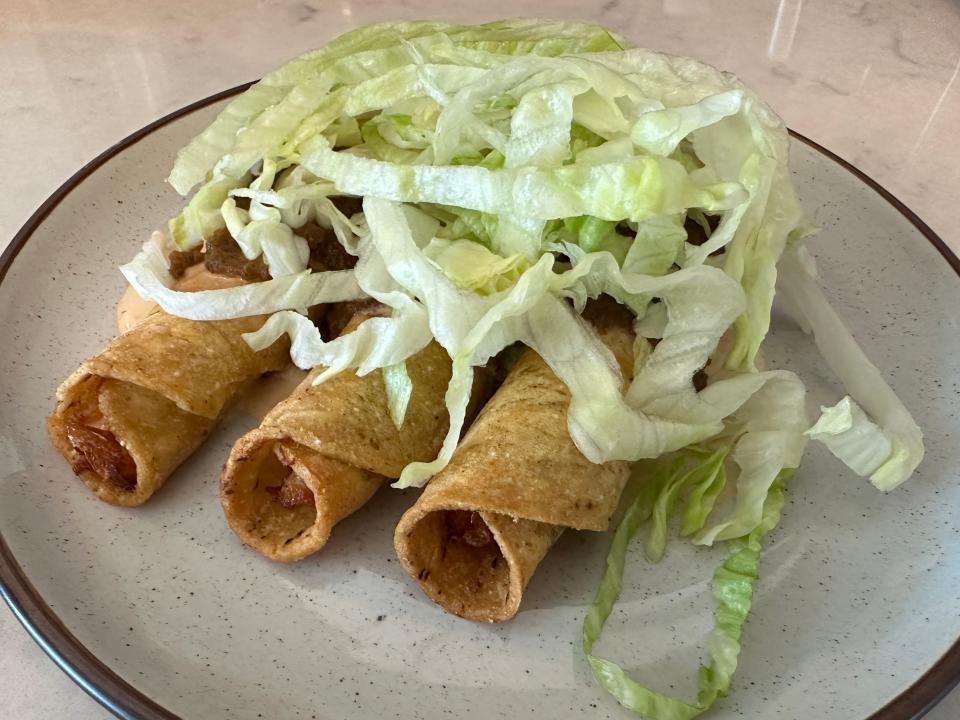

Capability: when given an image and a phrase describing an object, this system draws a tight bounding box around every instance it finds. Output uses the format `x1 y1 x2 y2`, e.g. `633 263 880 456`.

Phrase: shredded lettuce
120 233 364 320
150 20 926 718
241 224 434 376
583 456 790 720
168 176 247 250
422 238 528 294
630 89 744 157
301 144 744 228
645 447 727 561
382 362 413 429
806 397 891 476
692 370 806 544
168 20 627 194
778 244 923 490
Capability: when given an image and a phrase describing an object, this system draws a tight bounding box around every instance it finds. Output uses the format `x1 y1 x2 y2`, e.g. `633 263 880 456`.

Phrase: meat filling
62 421 137 491
294 221 358 273
445 510 495 548
167 209 359 282
323 298 386 339
202 229 272 282
265 473 315 509
167 245 204 279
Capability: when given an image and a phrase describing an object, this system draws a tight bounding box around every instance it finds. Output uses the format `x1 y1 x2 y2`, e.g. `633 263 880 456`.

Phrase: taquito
47 312 290 506
220 309 454 562
395 307 634 622
47 221 357 506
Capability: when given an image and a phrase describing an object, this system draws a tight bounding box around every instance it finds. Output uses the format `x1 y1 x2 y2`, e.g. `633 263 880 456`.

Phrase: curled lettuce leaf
778 244 923 490
644 447 726 562
422 238 528 294
631 89 744 157
583 459 789 720
120 233 364 321
168 176 246 250
806 396 891 476
693 370 807 545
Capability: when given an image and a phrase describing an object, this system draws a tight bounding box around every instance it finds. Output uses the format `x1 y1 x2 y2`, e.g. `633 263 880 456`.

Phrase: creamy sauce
116 285 158 333
115 264 246 333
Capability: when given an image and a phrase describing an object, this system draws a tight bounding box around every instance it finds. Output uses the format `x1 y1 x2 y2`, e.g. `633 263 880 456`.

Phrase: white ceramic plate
2 87 958 720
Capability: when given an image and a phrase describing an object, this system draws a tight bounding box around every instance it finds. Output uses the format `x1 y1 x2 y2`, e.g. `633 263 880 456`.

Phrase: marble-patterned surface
1 1 957 718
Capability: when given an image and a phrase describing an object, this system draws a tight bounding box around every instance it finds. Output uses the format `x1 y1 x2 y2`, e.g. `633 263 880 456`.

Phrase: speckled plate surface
1 89 958 720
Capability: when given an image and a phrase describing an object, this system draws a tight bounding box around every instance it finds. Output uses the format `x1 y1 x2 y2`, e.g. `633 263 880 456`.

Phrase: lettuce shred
129 19 924 717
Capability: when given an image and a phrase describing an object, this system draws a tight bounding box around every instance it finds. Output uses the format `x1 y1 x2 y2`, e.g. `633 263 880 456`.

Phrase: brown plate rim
0 82 957 720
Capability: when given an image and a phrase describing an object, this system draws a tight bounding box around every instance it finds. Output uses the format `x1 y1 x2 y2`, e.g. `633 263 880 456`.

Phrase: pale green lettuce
145 21 925 719
168 175 246 250
119 232 363 320
422 238 528 294
382 362 413 429
778 244 923 490
583 456 791 720
806 397 891 477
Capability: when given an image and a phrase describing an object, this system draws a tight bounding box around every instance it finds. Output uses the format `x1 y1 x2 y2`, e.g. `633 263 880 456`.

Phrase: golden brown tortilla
394 307 634 622
47 311 289 506
220 311 455 562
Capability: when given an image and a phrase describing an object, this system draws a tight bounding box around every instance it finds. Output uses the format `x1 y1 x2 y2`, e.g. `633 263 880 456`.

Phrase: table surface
2 1 958 718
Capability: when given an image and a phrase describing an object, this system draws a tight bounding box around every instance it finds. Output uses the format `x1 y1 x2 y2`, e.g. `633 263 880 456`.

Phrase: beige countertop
2 1 958 718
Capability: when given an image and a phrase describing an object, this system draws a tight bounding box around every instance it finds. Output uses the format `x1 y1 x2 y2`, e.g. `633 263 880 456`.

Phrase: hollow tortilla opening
221 434 384 562
223 440 321 559
400 509 513 622
56 376 137 489
48 371 217 506
50 375 141 499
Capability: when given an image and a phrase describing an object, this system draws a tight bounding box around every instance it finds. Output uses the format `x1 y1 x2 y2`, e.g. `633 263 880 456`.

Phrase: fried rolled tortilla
47 312 289 506
395 308 634 622
220 310 454 562
48 217 361 507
